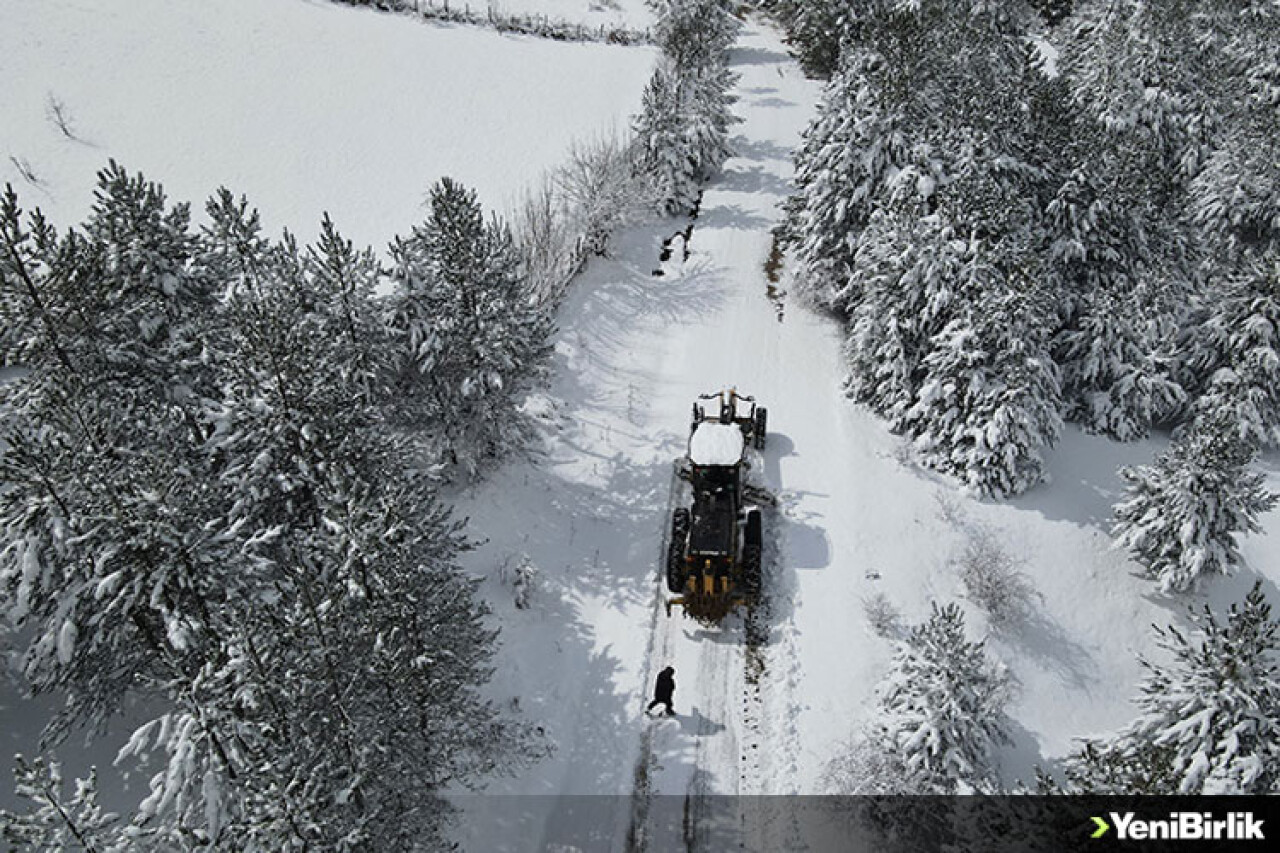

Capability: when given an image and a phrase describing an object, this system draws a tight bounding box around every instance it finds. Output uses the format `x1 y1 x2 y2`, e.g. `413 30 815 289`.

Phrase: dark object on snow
666 389 767 621
647 666 676 716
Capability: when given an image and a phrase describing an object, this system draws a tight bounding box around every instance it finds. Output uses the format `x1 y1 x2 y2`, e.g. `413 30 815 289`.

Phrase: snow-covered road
451 20 833 849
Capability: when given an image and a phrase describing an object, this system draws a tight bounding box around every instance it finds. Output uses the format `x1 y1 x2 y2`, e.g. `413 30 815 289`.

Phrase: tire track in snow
627 18 821 851
625 461 684 853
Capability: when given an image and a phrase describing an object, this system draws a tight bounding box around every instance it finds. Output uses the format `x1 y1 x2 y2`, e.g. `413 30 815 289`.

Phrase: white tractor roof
689 422 745 466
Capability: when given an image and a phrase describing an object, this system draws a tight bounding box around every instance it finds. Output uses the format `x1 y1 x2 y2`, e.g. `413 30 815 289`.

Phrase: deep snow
1 2 1278 849
0 0 653 251
487 0 655 30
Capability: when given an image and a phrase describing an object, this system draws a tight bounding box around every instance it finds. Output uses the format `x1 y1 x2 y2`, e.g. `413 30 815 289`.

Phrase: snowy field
486 0 655 30
0 0 654 251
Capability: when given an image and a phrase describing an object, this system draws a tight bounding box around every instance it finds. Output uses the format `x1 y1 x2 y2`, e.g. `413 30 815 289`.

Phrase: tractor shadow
739 432 831 648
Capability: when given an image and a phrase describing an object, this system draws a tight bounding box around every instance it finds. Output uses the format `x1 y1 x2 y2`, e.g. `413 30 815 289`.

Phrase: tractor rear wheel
741 509 763 594
667 508 690 593
753 408 768 450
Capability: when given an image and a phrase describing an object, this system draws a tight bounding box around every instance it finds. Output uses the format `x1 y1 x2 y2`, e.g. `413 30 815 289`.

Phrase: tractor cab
692 388 767 450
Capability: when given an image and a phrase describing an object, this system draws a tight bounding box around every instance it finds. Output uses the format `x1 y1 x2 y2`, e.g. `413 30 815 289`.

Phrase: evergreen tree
1112 413 1277 593
1029 0 1073 25
843 212 972 423
1191 0 1280 263
1180 259 1280 449
180 195 538 847
0 164 227 747
651 0 738 75
903 289 1063 498
1066 582 1280 793
3 175 541 847
774 0 853 79
783 1 1065 498
632 64 702 217
388 178 554 477
862 602 1012 794
1 757 132 851
634 1 740 216
1053 290 1184 440
1048 1 1209 437
1041 158 1191 440
782 55 924 314
684 62 740 183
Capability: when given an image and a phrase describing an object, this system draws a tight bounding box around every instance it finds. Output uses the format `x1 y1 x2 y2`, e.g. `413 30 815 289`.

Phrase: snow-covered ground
486 0 655 30
0 0 653 251
3 2 1278 848
450 17 1280 852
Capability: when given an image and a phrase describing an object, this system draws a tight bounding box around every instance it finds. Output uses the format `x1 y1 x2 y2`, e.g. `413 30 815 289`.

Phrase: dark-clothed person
647 666 675 716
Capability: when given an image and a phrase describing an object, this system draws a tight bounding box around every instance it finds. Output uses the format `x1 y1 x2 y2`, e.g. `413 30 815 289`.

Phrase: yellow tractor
665 390 766 620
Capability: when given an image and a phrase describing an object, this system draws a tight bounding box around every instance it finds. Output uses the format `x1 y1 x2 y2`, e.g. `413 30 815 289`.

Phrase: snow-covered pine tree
1081 0 1280 264
1112 412 1277 593
843 212 970 424
781 53 924 315
388 177 554 477
786 1 1067 499
1045 2 1210 437
1179 258 1280 449
1029 0 1073 25
0 757 131 851
683 62 740 185
651 0 737 76
1066 582 1280 793
774 0 852 79
189 197 538 847
784 0 1050 315
857 602 1012 794
1041 149 1192 442
632 63 702 217
1190 0 1280 263
1053 289 1184 440
634 1 739 216
903 287 1063 498
1062 1 1216 191
0 165 232 748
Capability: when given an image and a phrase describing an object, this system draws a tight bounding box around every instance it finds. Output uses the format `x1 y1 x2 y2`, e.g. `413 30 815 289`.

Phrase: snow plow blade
665 591 754 620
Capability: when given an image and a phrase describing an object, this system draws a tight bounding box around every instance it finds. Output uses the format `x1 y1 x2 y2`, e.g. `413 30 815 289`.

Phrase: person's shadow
677 706 726 738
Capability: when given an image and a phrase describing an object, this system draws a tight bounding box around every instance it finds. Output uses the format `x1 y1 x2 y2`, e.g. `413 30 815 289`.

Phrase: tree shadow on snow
728 44 791 68
728 135 795 166
993 607 1098 692
999 716 1050 792
1009 425 1168 532
748 95 798 110
695 200 773 233
1142 566 1280 632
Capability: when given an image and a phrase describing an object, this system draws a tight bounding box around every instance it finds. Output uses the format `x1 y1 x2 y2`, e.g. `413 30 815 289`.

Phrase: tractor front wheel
741 509 763 595
753 408 768 450
667 508 690 593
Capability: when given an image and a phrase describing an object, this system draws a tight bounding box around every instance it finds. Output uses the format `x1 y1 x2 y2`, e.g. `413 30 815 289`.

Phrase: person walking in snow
647 666 676 716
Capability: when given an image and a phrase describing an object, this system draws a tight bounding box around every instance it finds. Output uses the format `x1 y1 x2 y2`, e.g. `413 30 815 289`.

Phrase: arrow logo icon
1091 816 1111 838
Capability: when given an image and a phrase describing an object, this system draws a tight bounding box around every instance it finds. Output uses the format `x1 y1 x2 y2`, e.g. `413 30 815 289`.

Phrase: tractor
665 389 767 620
